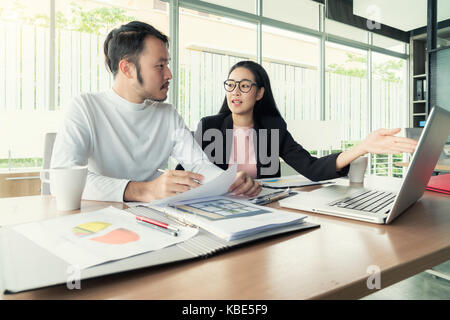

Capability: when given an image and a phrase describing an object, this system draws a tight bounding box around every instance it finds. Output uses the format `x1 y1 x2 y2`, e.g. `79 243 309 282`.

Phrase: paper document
126 187 278 208
258 175 335 189
151 197 307 241
150 164 237 207
229 187 286 200
12 206 198 269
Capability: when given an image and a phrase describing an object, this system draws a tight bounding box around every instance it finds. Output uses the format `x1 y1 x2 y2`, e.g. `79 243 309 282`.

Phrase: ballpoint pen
248 189 285 201
251 189 294 205
136 215 179 236
137 205 198 228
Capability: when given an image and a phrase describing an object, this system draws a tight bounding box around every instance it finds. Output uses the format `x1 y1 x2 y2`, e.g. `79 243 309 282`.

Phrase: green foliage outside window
2 1 135 33
328 52 404 83
0 158 43 169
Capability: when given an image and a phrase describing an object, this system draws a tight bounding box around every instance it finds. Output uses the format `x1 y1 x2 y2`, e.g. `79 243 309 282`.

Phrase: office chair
281 120 342 175
40 132 57 195
285 120 343 157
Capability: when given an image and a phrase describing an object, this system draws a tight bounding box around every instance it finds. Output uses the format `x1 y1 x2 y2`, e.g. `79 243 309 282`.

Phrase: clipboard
0 206 319 294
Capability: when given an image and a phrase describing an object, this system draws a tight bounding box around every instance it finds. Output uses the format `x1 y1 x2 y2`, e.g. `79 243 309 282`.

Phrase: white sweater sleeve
170 114 223 183
83 171 129 202
51 99 129 202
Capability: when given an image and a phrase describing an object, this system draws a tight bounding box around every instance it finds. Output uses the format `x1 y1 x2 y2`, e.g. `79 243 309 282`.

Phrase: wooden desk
1 189 449 300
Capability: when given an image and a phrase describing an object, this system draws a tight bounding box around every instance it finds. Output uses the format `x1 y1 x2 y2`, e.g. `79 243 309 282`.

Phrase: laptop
279 106 450 224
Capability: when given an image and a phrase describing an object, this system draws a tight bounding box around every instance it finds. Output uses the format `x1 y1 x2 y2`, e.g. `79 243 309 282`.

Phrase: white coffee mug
41 166 88 211
348 157 368 183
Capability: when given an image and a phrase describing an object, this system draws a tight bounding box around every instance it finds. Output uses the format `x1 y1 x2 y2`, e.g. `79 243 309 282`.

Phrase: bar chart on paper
72 222 140 245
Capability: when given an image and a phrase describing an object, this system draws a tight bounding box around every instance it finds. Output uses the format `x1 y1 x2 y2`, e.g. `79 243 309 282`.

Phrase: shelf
413 114 426 128
410 39 427 128
413 103 426 114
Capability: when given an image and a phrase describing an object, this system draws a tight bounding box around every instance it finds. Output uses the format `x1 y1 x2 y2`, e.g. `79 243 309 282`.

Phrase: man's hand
228 171 262 197
124 170 204 202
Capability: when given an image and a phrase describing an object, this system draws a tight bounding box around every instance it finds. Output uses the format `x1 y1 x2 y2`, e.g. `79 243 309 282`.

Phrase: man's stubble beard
135 67 168 103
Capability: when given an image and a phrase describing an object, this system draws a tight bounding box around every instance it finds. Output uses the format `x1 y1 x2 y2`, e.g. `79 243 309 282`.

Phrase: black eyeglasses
223 79 258 93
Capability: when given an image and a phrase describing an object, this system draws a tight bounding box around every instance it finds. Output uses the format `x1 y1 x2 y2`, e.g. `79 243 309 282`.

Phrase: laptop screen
386 106 450 223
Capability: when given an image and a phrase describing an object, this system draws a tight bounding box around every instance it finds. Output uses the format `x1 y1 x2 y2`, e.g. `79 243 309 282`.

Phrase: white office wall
353 0 450 31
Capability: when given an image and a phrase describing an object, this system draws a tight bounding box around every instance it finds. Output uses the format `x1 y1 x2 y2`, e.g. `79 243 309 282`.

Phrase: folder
426 173 450 195
0 206 319 293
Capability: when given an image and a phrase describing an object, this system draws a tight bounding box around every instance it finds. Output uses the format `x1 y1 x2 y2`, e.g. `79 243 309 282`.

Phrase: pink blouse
228 125 257 178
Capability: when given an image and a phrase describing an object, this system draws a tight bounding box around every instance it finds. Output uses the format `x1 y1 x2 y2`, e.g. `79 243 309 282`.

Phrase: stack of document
150 198 307 241
132 166 308 241
150 164 238 207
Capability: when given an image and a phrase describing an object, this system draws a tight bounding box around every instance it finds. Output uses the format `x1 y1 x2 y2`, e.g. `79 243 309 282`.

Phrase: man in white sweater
51 21 261 203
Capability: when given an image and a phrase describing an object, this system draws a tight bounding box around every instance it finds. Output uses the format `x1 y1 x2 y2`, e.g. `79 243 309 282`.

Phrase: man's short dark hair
104 21 169 83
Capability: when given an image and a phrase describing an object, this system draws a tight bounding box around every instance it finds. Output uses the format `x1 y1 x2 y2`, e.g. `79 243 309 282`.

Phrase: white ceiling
353 0 450 31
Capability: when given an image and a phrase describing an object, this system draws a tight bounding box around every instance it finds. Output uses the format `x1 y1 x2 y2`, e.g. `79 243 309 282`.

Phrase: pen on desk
138 220 178 237
142 205 196 228
249 190 285 201
253 190 292 205
136 215 179 232
136 215 179 236
265 192 291 202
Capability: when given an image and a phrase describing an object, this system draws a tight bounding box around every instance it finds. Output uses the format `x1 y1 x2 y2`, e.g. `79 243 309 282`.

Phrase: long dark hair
218 60 282 119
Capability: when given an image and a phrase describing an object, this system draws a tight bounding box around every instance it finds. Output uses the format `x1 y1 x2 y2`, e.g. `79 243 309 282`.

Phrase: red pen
136 215 180 233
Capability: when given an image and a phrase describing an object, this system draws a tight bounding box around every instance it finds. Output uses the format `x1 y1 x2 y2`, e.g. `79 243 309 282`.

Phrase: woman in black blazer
180 61 417 181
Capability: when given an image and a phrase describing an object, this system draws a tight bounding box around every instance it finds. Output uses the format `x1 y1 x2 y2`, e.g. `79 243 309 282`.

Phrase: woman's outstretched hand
360 128 418 154
336 128 418 171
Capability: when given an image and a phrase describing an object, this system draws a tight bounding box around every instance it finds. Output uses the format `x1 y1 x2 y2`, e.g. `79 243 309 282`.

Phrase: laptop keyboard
328 190 396 213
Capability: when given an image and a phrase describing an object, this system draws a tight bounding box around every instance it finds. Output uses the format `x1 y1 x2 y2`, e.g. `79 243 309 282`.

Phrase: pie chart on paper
72 221 140 245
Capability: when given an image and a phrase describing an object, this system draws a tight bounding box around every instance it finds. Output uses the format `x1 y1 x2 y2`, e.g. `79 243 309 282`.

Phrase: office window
325 42 369 144
201 0 256 14
0 0 50 112
55 0 169 111
0 0 169 170
178 8 257 129
263 0 320 31
0 0 51 167
262 25 320 120
325 19 368 43
372 34 406 54
2 0 410 178
153 0 167 11
371 52 407 177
